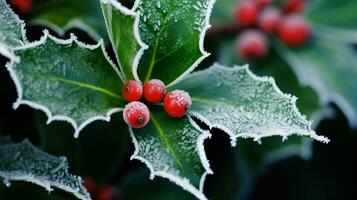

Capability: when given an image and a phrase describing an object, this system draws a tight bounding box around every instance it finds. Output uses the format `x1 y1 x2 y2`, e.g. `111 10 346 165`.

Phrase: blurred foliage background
1 0 357 199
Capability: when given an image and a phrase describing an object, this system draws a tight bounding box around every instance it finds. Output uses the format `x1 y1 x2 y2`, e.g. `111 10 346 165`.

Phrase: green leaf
216 39 332 121
135 0 215 85
211 0 236 24
275 38 357 128
0 138 91 200
101 0 147 81
307 0 357 30
171 63 329 145
30 0 107 41
0 0 26 60
130 107 212 200
6 31 125 138
306 0 357 43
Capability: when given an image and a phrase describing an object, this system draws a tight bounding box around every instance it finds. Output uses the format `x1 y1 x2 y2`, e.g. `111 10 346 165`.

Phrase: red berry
258 6 281 34
122 80 143 102
278 14 311 47
10 0 32 14
252 0 271 9
96 186 118 200
236 29 268 60
123 102 150 128
283 0 306 14
143 79 166 103
164 90 192 118
234 1 259 27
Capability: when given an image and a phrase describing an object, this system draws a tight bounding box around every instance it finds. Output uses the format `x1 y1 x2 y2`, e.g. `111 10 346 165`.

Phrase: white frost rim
30 18 102 43
0 140 91 200
0 0 27 61
128 0 217 87
101 0 148 83
188 63 330 147
6 30 123 138
276 42 357 128
167 0 217 87
129 116 213 200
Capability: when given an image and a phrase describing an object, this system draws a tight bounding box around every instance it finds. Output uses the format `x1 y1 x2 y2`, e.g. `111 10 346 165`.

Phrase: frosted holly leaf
6 30 126 138
101 0 147 81
171 63 329 146
275 38 357 129
135 0 216 85
0 138 91 200
30 0 107 41
306 0 357 43
0 0 26 60
130 107 212 200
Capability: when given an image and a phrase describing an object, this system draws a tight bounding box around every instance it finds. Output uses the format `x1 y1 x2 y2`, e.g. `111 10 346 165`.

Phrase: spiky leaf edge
129 117 213 200
0 139 91 200
186 64 330 146
5 30 123 138
0 0 27 61
100 0 148 82
131 0 216 87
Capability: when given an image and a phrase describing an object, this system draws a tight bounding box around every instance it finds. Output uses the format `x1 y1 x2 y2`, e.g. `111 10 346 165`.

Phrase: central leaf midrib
150 113 184 172
142 3 183 83
33 73 123 100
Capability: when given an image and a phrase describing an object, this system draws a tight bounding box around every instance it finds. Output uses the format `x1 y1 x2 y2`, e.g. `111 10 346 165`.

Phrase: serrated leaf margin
0 139 91 200
187 63 330 147
101 0 148 82
131 0 216 87
5 30 123 138
0 0 27 61
275 42 357 128
30 18 103 42
129 117 213 200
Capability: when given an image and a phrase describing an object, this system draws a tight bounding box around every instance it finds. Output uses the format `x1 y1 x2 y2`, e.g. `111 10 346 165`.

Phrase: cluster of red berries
234 0 310 60
122 80 192 128
9 0 32 14
83 178 118 200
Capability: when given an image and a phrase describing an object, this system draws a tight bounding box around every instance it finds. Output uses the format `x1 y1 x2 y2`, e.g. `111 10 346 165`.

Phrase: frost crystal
172 63 329 146
0 139 91 200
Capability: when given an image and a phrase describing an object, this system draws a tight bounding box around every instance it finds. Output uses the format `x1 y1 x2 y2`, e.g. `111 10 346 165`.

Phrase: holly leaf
0 0 26 60
0 138 91 200
101 0 147 81
134 0 216 85
6 31 125 138
171 63 329 146
275 38 357 128
30 0 107 41
130 107 212 200
305 0 357 43
211 0 236 24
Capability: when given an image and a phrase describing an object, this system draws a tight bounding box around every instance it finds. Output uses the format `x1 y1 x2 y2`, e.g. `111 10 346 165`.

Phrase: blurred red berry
123 101 150 128
96 186 118 200
234 1 259 27
252 0 271 9
143 79 166 103
258 6 281 34
236 29 268 60
122 80 143 102
164 90 191 118
9 0 32 14
283 0 306 13
278 14 311 47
